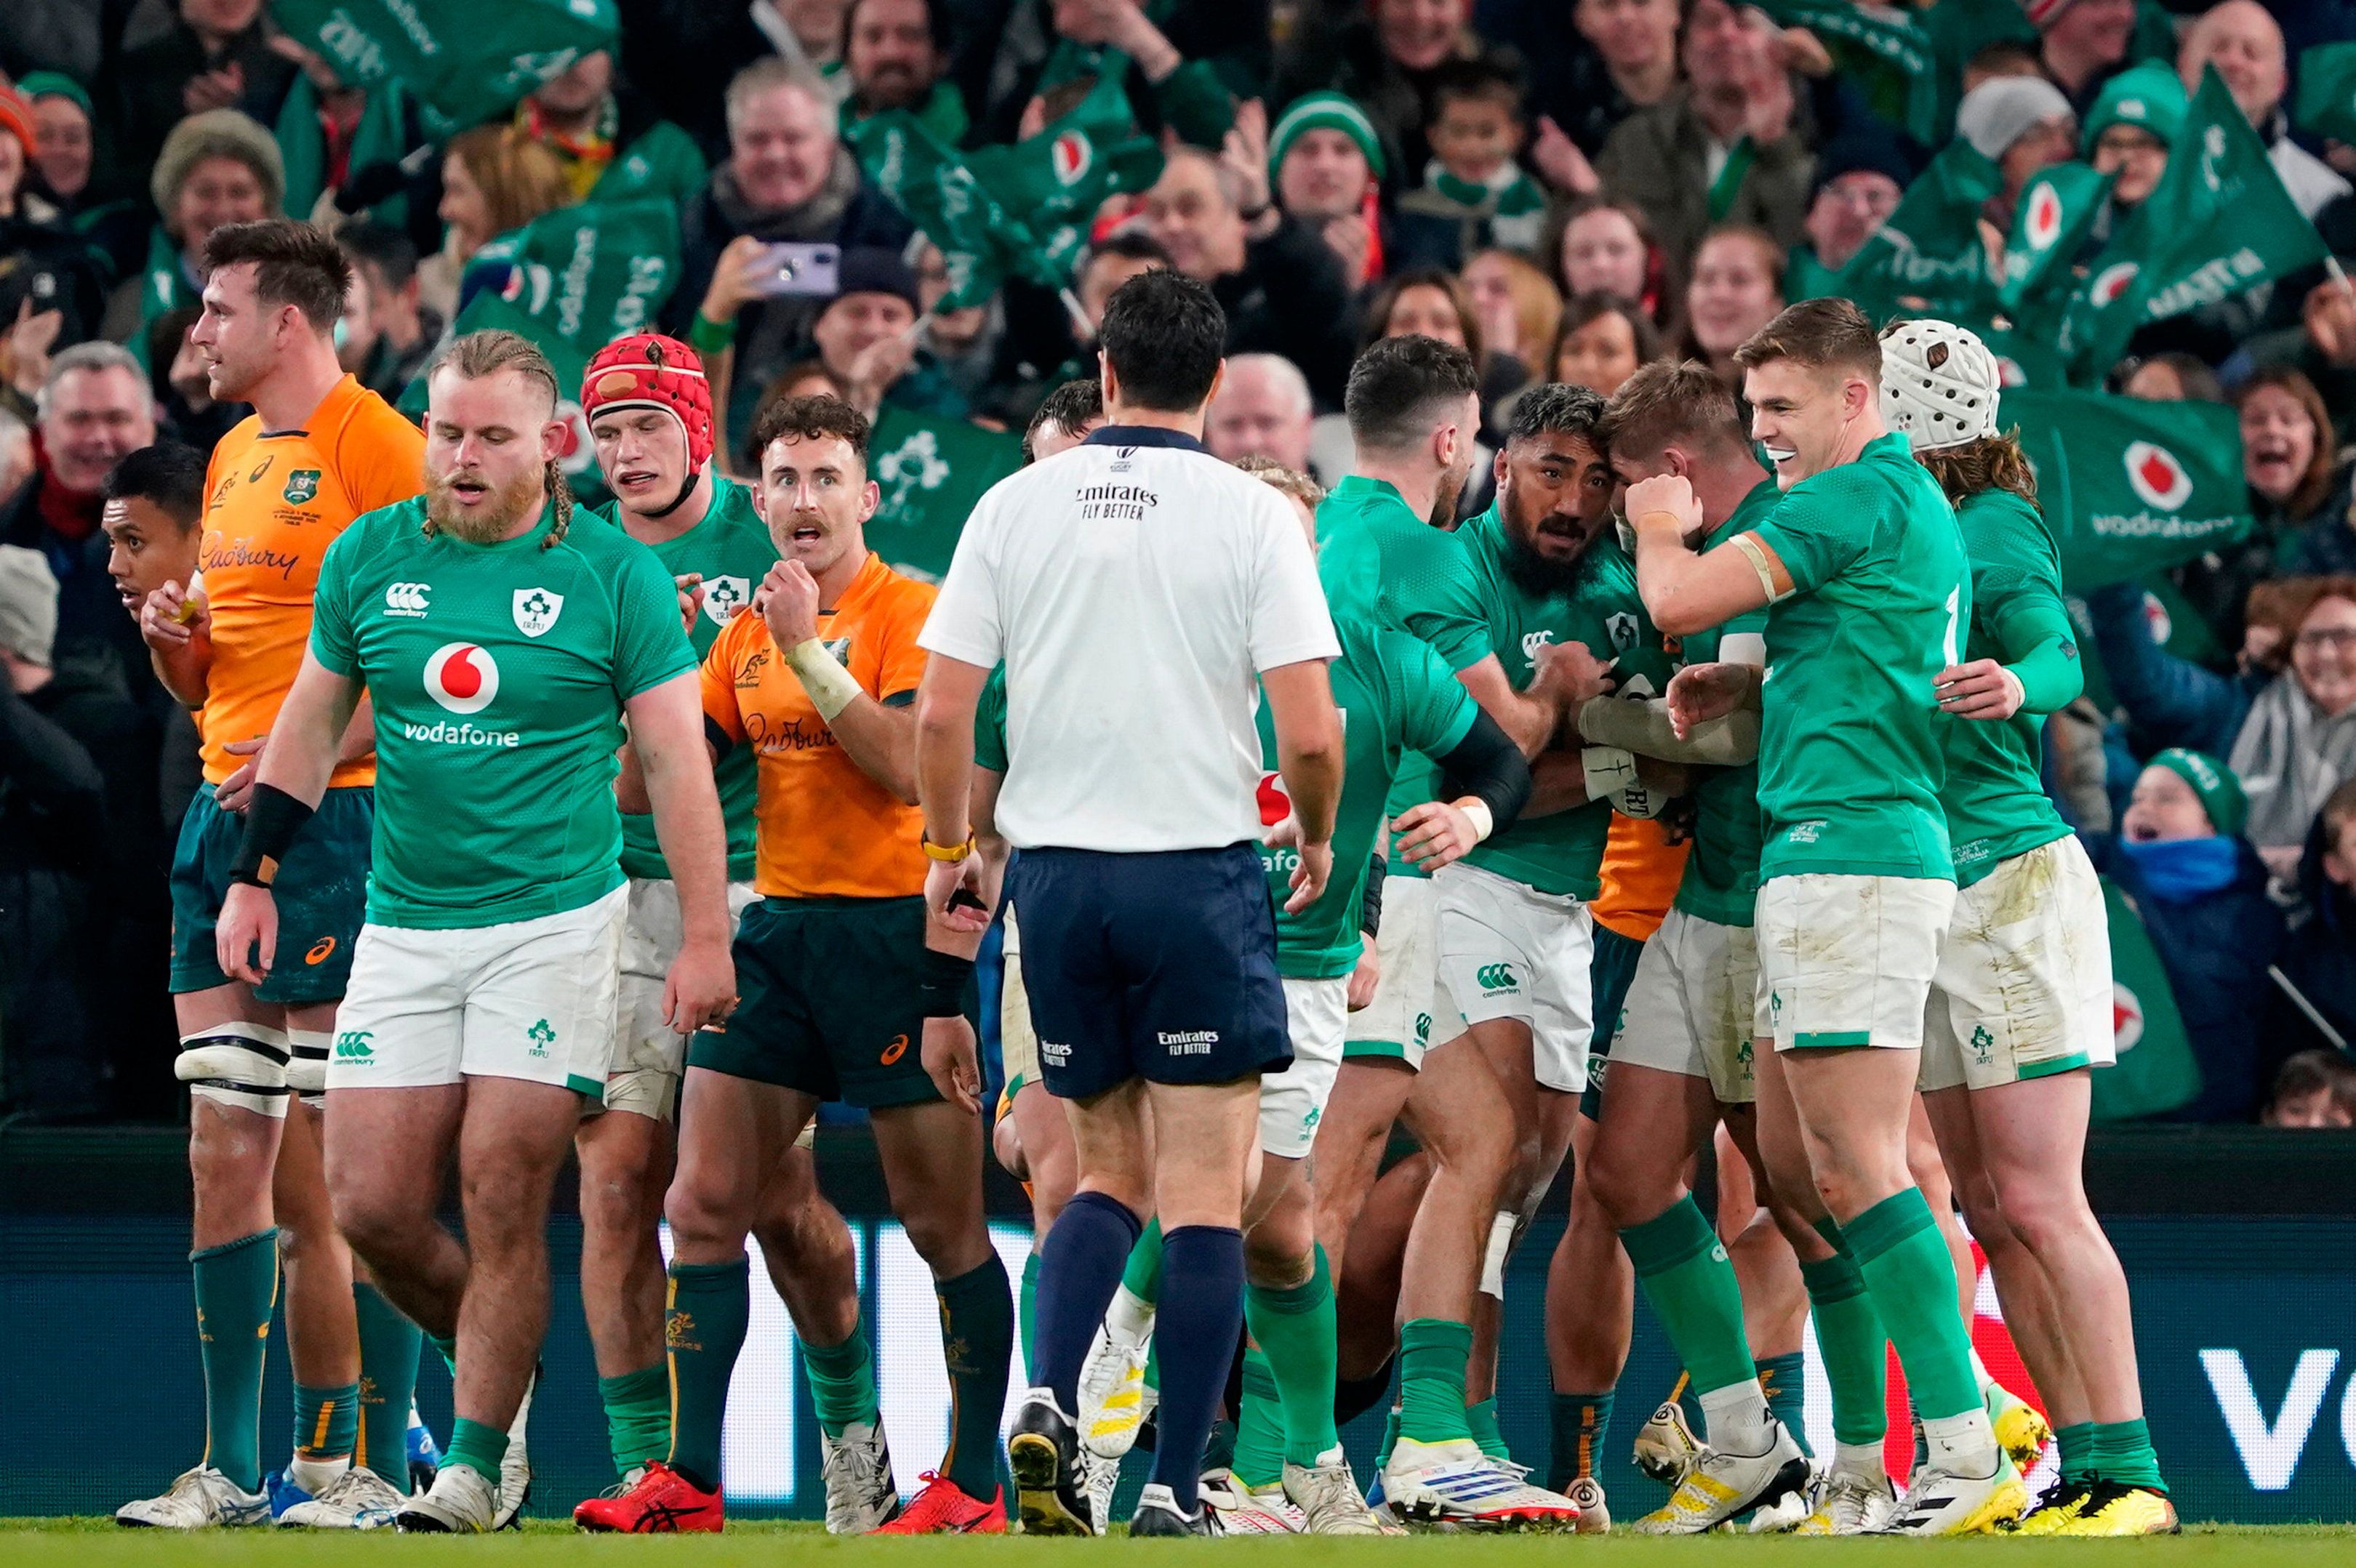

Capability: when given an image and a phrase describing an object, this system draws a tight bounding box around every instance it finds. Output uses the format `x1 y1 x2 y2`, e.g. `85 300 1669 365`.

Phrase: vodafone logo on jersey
424 643 501 715
2124 441 2195 511
1257 771 1292 827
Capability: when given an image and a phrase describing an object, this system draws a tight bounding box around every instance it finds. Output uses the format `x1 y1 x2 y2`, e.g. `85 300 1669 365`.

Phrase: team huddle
112 216 2168 1540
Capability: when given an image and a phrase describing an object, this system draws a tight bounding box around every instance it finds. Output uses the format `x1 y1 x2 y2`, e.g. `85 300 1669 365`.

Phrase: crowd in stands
4 0 2356 1132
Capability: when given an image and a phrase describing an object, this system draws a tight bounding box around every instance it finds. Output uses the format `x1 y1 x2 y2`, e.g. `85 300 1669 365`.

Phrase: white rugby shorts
1920 836 2115 1092
1434 860 1595 1093
1260 976 1349 1159
329 885 627 1098
1345 875 1456 1071
1611 906 1763 1104
1755 872 1955 1053
603 877 761 1121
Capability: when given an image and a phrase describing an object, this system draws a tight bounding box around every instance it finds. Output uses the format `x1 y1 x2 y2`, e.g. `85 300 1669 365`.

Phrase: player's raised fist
761 560 822 646
1624 474 1704 539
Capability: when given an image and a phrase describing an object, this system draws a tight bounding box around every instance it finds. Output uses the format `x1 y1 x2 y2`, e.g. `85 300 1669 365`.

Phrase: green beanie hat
1267 91 1386 182
2150 747 2248 837
15 73 93 121
2083 62 2188 154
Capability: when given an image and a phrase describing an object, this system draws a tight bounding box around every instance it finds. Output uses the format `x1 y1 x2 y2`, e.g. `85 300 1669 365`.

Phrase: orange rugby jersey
1590 814 1691 943
700 553 934 900
199 374 423 787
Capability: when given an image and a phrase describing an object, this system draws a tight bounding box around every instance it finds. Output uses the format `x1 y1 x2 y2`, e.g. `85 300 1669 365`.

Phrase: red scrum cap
582 333 715 479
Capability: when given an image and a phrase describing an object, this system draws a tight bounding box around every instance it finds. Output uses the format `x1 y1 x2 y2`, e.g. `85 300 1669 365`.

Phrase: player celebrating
1629 299 2021 1535
122 221 425 1531
588 395 1015 1537
915 271 1344 1538
1881 321 2171 1535
215 329 735 1533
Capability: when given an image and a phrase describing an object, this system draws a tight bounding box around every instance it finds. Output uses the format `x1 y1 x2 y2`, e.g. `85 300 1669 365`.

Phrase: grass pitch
2 1519 2353 1566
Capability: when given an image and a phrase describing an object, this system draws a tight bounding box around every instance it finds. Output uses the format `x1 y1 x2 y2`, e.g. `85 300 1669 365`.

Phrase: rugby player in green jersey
1881 321 2171 1536
217 331 737 1533
1627 299 2022 1535
571 334 881 1526
1412 385 1677 1508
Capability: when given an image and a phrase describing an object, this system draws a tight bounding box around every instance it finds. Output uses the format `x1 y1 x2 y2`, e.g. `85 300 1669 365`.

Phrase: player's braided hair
422 329 572 549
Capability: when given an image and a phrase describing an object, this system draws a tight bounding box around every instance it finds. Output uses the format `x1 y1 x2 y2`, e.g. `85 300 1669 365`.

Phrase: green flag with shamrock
1755 0 1941 145
1834 139 2003 323
1999 389 2249 590
2000 161 2112 311
849 65 1161 309
2063 67 2327 380
268 0 617 138
865 406 1023 582
398 198 680 500
2294 41 2356 146
2089 876 2203 1121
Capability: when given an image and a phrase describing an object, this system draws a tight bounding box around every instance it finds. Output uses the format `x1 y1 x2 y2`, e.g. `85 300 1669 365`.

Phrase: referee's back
921 431 1335 853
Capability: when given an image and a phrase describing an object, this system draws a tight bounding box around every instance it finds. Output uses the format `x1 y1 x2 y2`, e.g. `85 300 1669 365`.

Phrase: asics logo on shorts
1475 962 1519 992
305 937 337 965
384 582 431 616
881 1033 909 1065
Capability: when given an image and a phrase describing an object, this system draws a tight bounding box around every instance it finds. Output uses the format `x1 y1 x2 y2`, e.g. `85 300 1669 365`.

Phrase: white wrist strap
785 638 862 721
1460 798 1494 844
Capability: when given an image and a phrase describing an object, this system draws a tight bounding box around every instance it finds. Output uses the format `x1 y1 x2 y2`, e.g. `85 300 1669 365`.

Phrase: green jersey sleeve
309 526 361 677
1750 470 1880 598
1386 633 1480 760
1961 490 2080 714
974 664 1009 773
609 539 700 701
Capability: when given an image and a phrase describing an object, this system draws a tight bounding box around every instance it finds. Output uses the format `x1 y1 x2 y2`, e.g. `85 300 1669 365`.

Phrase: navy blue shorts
1007 843 1291 1100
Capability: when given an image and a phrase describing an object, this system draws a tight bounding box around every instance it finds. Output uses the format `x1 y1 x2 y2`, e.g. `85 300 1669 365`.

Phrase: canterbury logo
1475 962 1519 991
384 582 430 616
881 1033 909 1065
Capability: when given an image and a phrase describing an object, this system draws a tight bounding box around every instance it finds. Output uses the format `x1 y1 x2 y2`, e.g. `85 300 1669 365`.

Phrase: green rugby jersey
1747 433 1968 882
1940 488 2073 887
1254 620 1477 978
1671 482 1779 928
589 479 777 884
1315 475 1491 885
310 497 697 929
974 663 1009 773
1437 507 1669 901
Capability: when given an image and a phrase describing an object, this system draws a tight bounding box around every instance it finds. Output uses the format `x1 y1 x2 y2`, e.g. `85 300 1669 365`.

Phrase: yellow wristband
922 833 975 863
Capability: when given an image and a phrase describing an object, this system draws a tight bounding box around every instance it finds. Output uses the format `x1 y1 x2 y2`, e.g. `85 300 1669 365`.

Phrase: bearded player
1631 299 2021 1535
584 395 1013 1535
215 329 737 1532
569 336 880 1519
1881 321 2169 1535
123 220 425 1530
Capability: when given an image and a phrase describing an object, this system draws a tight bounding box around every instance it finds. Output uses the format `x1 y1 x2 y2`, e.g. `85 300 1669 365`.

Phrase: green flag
1755 0 1940 145
2090 876 2203 1122
1834 139 2003 323
2000 161 2112 311
2000 390 2250 590
2294 41 2356 145
2064 67 2327 379
849 65 1161 309
865 406 1022 582
398 198 681 499
268 0 617 138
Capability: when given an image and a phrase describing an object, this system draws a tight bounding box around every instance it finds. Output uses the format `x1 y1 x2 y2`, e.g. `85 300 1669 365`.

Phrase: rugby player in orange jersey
123 220 425 1531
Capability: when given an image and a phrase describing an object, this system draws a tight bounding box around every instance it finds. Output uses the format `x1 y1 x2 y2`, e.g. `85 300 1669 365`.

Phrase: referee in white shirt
914 270 1345 1537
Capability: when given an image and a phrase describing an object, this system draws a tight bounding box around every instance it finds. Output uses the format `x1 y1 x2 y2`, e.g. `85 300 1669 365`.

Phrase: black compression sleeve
1361 853 1385 938
1435 709 1533 836
229 784 316 888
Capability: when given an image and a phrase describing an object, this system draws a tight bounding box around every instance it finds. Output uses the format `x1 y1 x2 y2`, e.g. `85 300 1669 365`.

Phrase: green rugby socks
1397 1318 1475 1445
353 1283 422 1485
598 1364 671 1479
803 1322 881 1439
665 1258 750 1492
1621 1198 1765 1448
192 1228 279 1492
1243 1245 1341 1467
934 1255 1014 1501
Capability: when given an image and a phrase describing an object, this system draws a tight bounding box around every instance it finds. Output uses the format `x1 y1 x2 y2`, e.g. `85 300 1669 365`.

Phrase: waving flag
269 0 619 137
2000 389 2249 590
